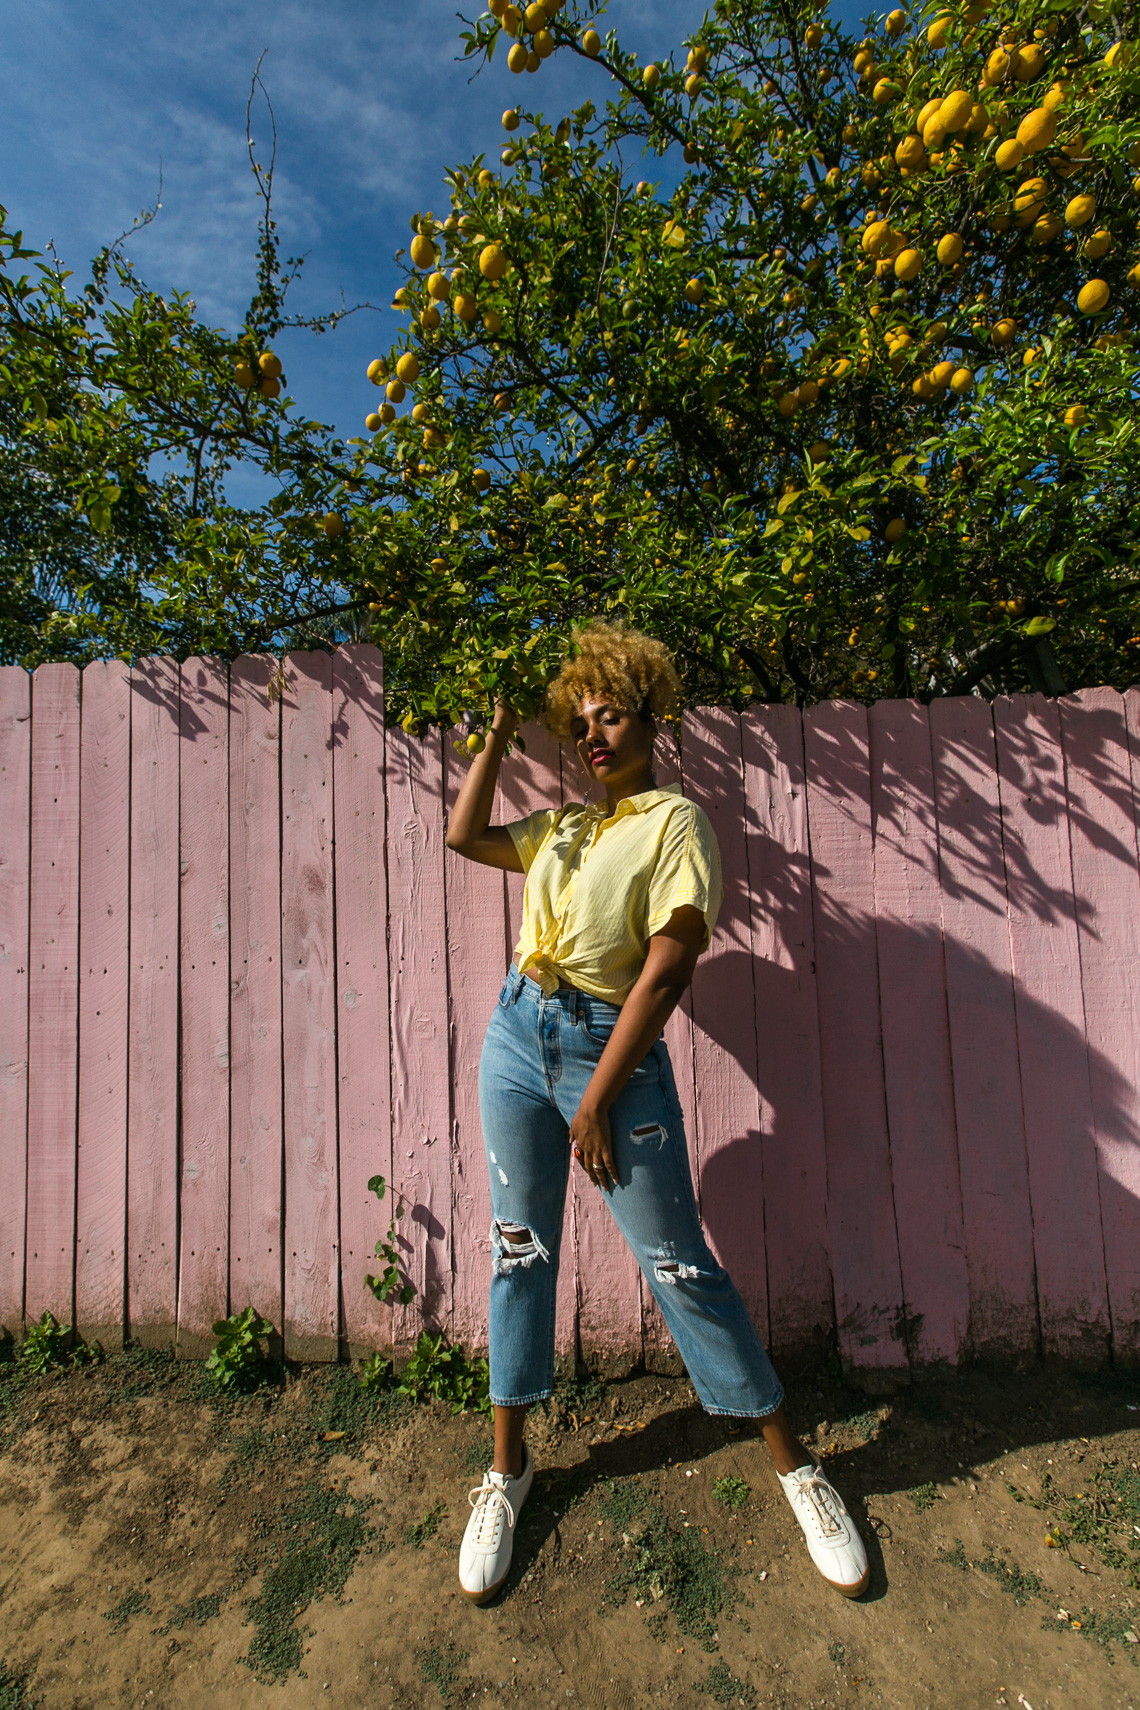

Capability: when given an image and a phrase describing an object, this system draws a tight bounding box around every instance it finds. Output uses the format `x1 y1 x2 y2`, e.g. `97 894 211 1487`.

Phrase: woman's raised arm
444 701 526 871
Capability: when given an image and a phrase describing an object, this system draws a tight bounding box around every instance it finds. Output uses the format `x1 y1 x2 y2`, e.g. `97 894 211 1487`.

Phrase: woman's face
569 695 656 798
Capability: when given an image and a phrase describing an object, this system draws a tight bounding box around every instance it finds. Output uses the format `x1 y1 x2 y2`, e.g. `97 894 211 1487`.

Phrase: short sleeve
504 807 558 873
645 804 723 950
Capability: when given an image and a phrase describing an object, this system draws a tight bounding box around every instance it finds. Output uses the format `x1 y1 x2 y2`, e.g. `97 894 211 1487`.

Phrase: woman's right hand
492 697 520 736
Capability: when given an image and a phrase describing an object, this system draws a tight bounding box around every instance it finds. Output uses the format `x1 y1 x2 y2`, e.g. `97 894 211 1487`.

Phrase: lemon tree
346 0 1140 724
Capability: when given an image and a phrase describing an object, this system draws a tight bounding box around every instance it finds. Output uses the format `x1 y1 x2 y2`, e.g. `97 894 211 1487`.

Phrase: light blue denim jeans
477 964 785 1416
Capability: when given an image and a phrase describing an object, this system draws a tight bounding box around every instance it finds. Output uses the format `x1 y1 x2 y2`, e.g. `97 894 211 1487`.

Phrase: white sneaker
458 1443 534 1603
778 1456 870 1597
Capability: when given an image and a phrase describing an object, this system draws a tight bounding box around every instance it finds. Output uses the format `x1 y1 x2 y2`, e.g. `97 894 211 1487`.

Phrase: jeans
477 964 785 1416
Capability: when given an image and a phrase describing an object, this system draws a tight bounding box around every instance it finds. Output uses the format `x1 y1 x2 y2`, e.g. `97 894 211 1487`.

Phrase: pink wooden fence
1 646 1138 1374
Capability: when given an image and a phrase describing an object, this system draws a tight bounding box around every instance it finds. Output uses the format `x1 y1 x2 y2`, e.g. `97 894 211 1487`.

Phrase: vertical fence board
742 706 833 1357
127 659 180 1341
281 654 339 1360
176 660 231 1354
1061 689 1140 1362
387 726 451 1348
930 696 1037 1359
683 710 769 1341
868 701 969 1368
228 657 283 1338
499 723 580 1364
332 647 392 1356
26 664 81 1329
804 702 906 1375
995 695 1110 1364
444 737 508 1356
0 668 31 1339
640 732 695 1369
75 661 131 1344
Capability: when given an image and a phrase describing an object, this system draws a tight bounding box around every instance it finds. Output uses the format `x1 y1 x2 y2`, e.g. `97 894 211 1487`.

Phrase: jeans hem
489 1388 554 1408
702 1389 785 1420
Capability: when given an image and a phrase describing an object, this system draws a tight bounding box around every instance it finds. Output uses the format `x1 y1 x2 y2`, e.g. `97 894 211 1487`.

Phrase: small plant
103 1588 150 1632
405 1500 447 1548
975 1549 1044 1606
397 1332 491 1415
697 1660 758 1708
827 1640 846 1667
417 1640 468 1704
155 1593 224 1635
712 1475 750 1512
358 1352 394 1393
205 1307 275 1393
909 1482 937 1512
364 1175 415 1306
0 1657 39 1710
17 1312 82 1376
1044 1604 1140 1663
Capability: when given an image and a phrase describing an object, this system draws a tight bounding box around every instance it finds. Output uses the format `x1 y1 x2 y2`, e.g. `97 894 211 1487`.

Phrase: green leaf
1023 616 1057 637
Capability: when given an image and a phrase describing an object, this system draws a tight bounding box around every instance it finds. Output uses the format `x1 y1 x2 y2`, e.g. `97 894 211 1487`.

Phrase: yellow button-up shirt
504 783 723 1002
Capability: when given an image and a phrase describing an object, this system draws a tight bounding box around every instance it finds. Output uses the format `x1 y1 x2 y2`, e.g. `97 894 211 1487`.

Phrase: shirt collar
586 782 681 821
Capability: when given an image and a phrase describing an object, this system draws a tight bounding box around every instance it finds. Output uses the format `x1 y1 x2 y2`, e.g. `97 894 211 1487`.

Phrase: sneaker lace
794 1471 846 1541
467 1480 516 1547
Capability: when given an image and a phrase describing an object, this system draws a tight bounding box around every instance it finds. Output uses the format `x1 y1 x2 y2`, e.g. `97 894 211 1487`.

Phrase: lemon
804 22 822 49
1077 278 1110 314
423 427 446 449
923 115 947 150
379 402 396 424
894 248 922 282
1104 41 1131 68
913 374 935 399
995 138 1025 171
260 377 281 399
480 243 508 281
830 358 852 379
967 101 989 134
483 309 503 334
473 468 492 491
797 380 820 405
365 412 382 432
930 359 956 387
985 46 1012 82
524 0 546 25
412 401 430 423
502 3 521 30
1064 404 1087 428
861 219 890 256
427 271 451 301
684 277 705 304
916 98 942 132
663 220 687 249
643 64 660 88
1033 214 1063 243
454 293 479 322
1022 347 1038 367
939 89 973 131
508 40 528 71
582 28 601 56
950 367 974 394
1065 194 1096 227
466 732 486 757
322 513 345 539
410 234 437 268
259 351 282 379
1043 82 1066 111
1016 107 1056 152
873 78 902 104
895 134 926 169
936 232 964 265
1083 230 1112 260
401 713 418 735
885 9 906 36
368 602 381 614
685 72 706 96
885 517 906 542
991 318 1017 346
808 439 829 462
420 305 441 331
502 108 521 131
777 392 799 416
396 353 421 384
1128 263 1140 288
927 14 951 47
234 361 255 387
366 357 388 384
386 379 406 404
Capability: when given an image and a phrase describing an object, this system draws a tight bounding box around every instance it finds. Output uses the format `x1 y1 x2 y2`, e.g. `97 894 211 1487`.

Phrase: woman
445 621 868 1604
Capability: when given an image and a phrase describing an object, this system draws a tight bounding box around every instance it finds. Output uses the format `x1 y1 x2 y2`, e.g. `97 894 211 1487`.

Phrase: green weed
115 1342 178 1402
364 1175 416 1306
0 1659 39 1710
1007 1460 1140 1588
359 1351 394 1392
712 1476 750 1512
937 1539 1043 1606
936 1538 969 1571
553 1371 606 1415
205 1307 276 1394
1043 1605 1140 1664
406 1501 447 1548
397 1333 491 1415
103 1588 150 1632
242 1481 384 1683
827 1641 846 1666
417 1640 469 1703
602 1492 742 1650
155 1593 224 1634
909 1482 937 1512
18 1312 96 1376
598 1476 649 1531
698 1660 758 1708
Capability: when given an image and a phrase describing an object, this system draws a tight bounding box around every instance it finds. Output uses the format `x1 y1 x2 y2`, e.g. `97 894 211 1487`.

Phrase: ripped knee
491 1220 550 1275
651 1242 710 1287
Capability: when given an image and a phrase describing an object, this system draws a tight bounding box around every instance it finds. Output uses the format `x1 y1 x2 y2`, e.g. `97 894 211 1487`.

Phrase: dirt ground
0 1347 1138 1710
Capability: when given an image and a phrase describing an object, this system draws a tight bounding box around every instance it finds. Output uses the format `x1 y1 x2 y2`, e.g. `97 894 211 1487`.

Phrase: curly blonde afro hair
544 620 682 741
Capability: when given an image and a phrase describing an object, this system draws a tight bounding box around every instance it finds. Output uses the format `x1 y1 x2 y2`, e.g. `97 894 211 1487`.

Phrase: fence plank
176 659 231 1355
0 667 31 1339
444 734 508 1357
641 732 694 1371
387 726 452 1348
930 696 1037 1359
499 723 580 1365
127 659 181 1342
1061 688 1140 1363
281 654 339 1360
75 661 131 1345
804 701 907 1377
683 709 769 1342
742 705 833 1358
228 657 283 1340
332 646 393 1357
868 700 969 1368
995 695 1110 1364
26 664 81 1329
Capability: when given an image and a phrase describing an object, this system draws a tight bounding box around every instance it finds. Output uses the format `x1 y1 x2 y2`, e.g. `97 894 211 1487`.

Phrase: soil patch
0 1349 1138 1708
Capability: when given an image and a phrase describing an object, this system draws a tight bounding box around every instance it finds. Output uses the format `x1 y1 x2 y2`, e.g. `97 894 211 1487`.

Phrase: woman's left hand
569 1103 617 1193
